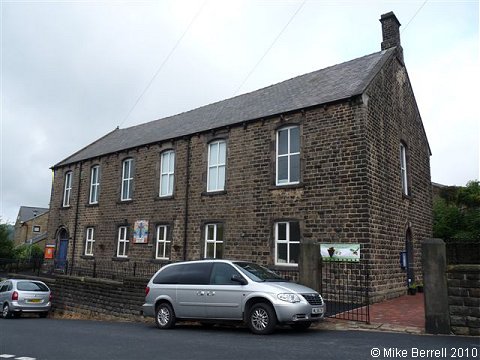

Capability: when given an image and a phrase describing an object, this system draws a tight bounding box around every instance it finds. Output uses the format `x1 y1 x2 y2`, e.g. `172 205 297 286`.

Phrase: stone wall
447 265 480 336
19 274 148 321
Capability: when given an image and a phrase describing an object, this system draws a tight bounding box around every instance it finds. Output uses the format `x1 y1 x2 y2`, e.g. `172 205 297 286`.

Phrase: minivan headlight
277 293 300 303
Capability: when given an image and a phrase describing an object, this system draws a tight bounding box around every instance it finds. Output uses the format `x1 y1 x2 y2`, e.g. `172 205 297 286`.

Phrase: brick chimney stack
380 11 403 63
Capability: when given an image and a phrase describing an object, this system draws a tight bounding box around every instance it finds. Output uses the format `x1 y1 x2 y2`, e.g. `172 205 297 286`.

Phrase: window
89 165 100 204
275 222 300 265
116 226 129 258
155 225 171 260
400 143 409 195
121 159 133 201
160 151 175 197
276 126 300 185
85 227 95 256
63 171 73 207
204 223 224 259
207 140 226 192
152 263 214 285
33 225 41 233
210 263 242 285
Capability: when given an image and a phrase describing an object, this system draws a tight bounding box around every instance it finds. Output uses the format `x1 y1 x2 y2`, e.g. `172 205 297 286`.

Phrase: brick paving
369 293 425 329
316 292 425 334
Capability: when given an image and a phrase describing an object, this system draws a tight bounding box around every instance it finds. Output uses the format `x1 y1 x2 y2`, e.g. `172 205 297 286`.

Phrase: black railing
0 258 45 277
40 259 164 281
320 258 370 323
445 239 480 265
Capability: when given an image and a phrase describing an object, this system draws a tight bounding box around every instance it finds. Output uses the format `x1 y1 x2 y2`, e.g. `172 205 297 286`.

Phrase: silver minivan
143 260 326 334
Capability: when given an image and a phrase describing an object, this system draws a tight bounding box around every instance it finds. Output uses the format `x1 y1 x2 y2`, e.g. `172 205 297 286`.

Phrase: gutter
183 137 191 261
70 161 82 274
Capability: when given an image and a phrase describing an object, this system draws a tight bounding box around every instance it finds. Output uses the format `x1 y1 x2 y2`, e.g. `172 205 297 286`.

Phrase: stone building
14 206 49 249
46 12 432 300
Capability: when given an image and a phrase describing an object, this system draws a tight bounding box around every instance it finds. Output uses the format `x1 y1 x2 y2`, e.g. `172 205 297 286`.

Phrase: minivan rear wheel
155 303 175 329
247 303 277 335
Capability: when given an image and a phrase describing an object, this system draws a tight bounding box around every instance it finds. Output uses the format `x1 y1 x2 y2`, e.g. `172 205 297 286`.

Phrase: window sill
111 257 129 262
117 200 134 205
202 190 227 197
85 203 99 208
402 193 412 200
270 264 299 270
269 183 303 191
60 205 71 210
81 255 95 260
155 195 174 201
149 259 171 265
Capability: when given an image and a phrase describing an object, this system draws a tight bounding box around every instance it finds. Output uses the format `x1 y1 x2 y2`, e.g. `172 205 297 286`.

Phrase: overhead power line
402 0 428 33
118 0 208 129
233 0 307 96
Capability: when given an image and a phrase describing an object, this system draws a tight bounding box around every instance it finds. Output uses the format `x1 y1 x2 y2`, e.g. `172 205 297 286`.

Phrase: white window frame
155 225 171 260
400 143 409 195
207 140 226 192
274 222 300 266
116 226 129 258
121 159 133 201
85 227 95 256
89 165 100 204
204 223 224 259
63 171 73 207
276 126 300 186
159 151 175 197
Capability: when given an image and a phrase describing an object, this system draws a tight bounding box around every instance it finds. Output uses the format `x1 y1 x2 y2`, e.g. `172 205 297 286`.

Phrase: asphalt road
0 318 478 360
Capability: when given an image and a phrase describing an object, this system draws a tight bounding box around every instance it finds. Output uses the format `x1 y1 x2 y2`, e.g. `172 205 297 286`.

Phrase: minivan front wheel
247 303 277 335
155 303 176 329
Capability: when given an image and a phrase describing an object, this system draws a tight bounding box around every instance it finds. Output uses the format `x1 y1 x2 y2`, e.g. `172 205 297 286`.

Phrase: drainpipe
70 161 82 274
183 137 191 261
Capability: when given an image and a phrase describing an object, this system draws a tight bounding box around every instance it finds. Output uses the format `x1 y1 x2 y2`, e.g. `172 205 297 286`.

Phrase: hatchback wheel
155 303 176 329
247 303 277 335
2 304 12 319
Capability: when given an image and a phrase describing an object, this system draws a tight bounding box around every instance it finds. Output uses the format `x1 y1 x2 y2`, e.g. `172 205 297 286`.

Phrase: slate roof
16 206 49 223
55 48 395 167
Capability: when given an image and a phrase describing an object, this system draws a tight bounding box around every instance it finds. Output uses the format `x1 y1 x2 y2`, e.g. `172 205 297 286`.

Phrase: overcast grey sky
1 0 478 223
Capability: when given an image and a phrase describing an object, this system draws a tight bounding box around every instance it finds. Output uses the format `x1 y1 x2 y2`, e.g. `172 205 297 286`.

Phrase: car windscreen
17 281 49 292
234 262 287 282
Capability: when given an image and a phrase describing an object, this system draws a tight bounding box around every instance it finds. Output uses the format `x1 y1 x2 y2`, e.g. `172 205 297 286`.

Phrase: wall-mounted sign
44 245 55 259
320 243 360 262
133 220 149 244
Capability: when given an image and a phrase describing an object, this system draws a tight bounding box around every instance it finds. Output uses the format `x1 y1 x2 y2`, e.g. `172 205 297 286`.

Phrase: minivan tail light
145 286 150 297
12 291 18 301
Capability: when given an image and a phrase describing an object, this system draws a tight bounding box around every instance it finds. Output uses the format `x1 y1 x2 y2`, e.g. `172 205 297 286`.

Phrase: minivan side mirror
231 274 247 285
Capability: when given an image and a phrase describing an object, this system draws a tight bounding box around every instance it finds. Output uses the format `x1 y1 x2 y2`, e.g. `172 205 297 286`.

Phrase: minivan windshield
234 262 287 282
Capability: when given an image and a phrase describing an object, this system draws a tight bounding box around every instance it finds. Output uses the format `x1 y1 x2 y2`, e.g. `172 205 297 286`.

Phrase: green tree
0 222 15 258
14 244 44 260
433 180 480 240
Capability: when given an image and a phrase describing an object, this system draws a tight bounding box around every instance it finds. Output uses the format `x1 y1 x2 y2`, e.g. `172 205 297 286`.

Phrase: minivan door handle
206 291 215 296
196 291 205 296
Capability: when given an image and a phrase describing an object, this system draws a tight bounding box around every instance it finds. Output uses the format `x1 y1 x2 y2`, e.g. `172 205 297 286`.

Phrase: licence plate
27 299 42 303
312 307 323 314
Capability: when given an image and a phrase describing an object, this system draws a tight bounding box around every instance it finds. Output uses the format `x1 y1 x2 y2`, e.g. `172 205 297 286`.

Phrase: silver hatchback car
0 279 52 318
143 260 326 334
